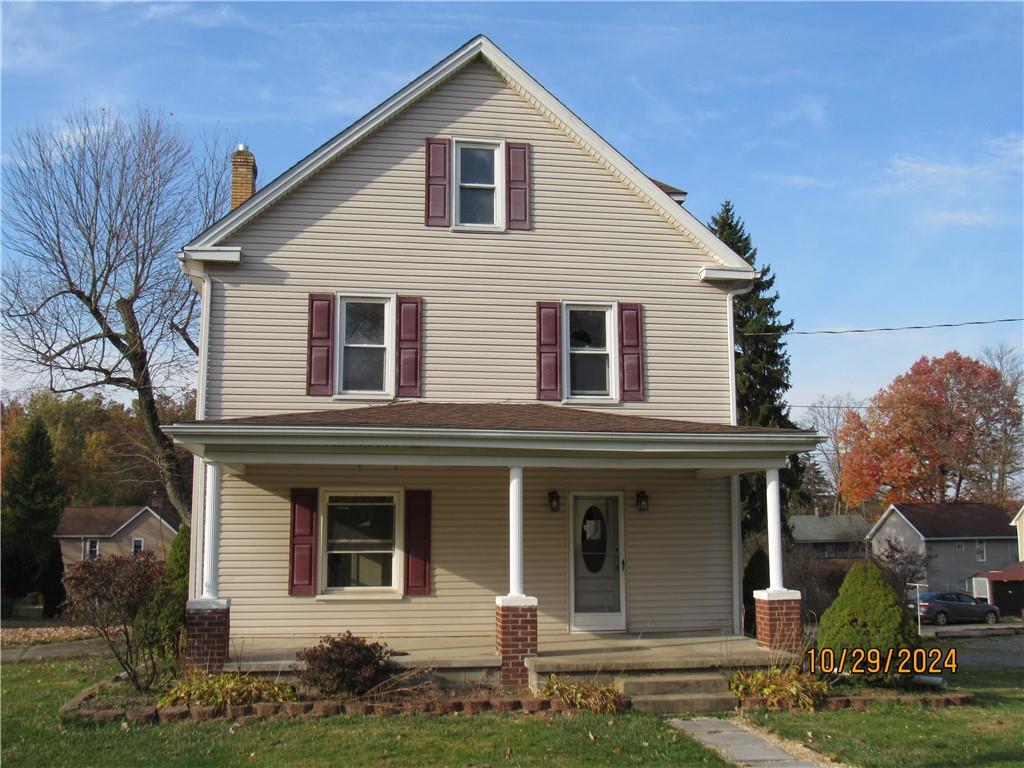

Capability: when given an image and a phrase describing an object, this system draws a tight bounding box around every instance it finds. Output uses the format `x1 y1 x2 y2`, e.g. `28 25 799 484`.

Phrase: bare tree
976 343 1024 505
872 539 931 597
2 107 231 522
802 393 863 514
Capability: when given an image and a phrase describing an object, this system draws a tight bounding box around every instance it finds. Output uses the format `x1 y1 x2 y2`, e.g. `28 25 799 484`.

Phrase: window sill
315 592 406 602
561 397 622 406
332 393 395 402
450 224 506 233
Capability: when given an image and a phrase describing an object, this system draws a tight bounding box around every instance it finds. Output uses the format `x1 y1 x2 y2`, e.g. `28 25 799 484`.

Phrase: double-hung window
86 540 99 560
132 538 144 555
322 492 402 590
565 303 616 398
454 140 503 228
337 297 393 396
975 540 986 562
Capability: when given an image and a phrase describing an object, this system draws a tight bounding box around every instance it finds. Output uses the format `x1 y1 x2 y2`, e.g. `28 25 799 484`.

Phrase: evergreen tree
1 418 66 603
708 201 804 534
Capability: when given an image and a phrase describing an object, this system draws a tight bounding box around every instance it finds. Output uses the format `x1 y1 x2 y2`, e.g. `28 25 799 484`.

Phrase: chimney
231 144 257 209
150 491 166 510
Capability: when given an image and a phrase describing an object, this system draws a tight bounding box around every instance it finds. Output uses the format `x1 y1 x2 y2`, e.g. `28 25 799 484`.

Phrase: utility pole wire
741 318 1023 337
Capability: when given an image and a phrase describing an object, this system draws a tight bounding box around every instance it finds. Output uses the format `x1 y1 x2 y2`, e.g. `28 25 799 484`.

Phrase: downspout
179 252 212 600
727 278 756 635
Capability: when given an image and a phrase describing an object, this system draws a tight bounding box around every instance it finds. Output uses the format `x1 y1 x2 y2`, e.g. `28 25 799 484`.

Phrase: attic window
454 140 503 228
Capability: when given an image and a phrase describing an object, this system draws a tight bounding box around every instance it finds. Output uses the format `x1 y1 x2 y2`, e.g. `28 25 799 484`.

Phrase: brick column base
496 596 538 688
753 589 803 654
185 599 230 673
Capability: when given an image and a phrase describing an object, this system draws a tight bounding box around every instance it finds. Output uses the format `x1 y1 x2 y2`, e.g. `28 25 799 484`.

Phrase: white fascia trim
865 505 927 542
700 267 757 283
108 507 179 538
183 35 751 272
181 246 241 263
1011 507 1022 526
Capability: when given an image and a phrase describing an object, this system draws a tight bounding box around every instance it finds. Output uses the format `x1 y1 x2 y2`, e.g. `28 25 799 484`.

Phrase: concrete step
630 692 738 715
616 672 729 696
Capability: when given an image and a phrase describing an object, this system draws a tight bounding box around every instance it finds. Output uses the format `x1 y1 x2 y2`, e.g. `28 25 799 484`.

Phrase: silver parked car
907 591 1000 626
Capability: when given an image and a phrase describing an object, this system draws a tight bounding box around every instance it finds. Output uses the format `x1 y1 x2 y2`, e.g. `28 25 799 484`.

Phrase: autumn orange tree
838 350 1022 507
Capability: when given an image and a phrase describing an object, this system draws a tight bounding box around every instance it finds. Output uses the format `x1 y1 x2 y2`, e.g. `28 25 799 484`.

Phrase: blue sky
3 1 1022 416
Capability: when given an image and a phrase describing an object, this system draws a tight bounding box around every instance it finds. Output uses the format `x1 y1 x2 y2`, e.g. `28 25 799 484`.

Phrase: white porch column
201 460 222 600
507 465 524 597
765 468 784 591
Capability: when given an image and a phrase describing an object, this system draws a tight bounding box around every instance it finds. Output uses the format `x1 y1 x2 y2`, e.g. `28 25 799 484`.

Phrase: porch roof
165 402 822 471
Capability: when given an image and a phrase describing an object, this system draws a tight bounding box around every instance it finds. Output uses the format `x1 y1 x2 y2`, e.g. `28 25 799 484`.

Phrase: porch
230 631 789 691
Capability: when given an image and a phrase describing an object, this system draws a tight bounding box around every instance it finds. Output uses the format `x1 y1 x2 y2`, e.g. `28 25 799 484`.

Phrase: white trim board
181 35 752 275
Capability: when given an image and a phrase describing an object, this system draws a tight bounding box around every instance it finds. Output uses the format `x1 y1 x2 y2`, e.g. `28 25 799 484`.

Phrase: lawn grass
746 666 1024 768
0 658 730 768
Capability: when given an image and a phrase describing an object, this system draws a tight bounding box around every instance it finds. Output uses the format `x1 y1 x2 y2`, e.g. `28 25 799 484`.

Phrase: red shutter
536 301 562 400
619 303 645 401
404 490 432 596
307 294 334 396
396 296 423 397
506 142 531 230
424 138 450 227
289 488 318 596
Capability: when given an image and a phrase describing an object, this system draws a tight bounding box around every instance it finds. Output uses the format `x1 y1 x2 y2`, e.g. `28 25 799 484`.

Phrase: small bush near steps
541 676 629 714
730 667 829 711
159 672 296 709
296 632 397 697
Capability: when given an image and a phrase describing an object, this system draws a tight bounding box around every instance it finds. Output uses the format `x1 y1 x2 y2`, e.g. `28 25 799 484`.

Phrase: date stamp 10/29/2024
807 646 959 675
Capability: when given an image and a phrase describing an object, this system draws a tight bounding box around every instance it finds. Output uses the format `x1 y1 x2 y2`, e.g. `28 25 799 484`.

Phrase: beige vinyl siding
205 59 732 421
219 465 732 644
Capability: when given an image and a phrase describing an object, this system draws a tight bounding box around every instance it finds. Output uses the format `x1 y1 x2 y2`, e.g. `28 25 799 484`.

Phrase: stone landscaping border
740 692 975 712
60 687 629 726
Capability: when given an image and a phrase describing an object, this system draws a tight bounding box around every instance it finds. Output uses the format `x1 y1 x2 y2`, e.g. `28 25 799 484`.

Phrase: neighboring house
789 514 869 559
164 35 821 683
866 503 1019 593
1012 506 1023 563
54 495 181 569
971 561 1024 618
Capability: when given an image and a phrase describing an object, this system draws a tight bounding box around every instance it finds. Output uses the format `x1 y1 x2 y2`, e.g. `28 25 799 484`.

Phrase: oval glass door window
580 505 607 573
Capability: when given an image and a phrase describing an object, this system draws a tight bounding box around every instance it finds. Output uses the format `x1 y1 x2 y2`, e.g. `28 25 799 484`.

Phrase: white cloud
1 3 78 73
881 132 1023 194
920 210 1000 227
770 96 829 130
758 172 834 189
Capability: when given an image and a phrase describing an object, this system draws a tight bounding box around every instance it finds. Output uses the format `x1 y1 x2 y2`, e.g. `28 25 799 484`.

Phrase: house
971 561 1024 618
1012 506 1023 563
164 35 821 685
866 503 1019 593
54 495 181 569
788 514 869 559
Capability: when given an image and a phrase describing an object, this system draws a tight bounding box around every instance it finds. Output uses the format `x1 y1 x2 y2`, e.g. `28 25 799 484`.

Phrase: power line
741 317 1023 337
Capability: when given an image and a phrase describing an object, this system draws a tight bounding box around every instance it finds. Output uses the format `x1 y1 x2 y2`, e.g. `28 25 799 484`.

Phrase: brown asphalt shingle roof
183 401 813 436
893 503 1015 539
56 505 181 537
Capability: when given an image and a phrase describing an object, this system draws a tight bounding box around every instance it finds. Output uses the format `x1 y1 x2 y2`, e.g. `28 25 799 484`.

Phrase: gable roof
56 504 181 538
183 35 751 277
789 514 870 543
868 503 1016 542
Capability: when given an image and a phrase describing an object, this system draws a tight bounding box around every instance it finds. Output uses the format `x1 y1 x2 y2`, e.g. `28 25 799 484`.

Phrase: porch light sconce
636 491 650 512
548 491 561 512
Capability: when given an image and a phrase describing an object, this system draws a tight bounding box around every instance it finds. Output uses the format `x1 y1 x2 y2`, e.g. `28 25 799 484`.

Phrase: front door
570 494 625 631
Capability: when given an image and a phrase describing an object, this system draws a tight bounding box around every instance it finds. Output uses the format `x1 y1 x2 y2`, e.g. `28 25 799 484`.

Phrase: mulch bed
1 626 100 647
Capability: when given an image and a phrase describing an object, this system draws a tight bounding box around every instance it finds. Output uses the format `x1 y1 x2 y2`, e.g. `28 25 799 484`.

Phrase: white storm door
570 494 626 631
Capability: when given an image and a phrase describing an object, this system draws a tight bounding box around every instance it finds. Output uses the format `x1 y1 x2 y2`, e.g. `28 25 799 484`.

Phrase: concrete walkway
0 637 111 663
671 719 823 768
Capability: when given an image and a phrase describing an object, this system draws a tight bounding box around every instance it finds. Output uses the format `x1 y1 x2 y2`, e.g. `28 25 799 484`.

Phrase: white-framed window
955 542 966 551
975 540 987 562
564 302 617 399
453 138 504 229
335 296 395 398
132 538 144 554
320 490 404 592
85 540 99 560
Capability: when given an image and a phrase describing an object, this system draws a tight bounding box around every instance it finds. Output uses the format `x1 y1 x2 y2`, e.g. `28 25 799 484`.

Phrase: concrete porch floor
230 632 790 677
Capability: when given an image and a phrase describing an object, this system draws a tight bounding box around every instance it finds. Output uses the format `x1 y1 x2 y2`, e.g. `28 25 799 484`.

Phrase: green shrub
541 676 628 713
160 672 295 709
817 560 920 686
296 633 396 697
137 525 190 667
730 667 829 711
